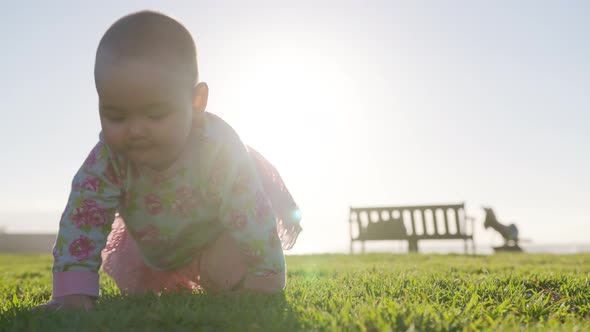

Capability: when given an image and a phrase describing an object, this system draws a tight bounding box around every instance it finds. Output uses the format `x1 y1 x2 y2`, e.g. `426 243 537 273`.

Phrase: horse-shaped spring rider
483 207 523 252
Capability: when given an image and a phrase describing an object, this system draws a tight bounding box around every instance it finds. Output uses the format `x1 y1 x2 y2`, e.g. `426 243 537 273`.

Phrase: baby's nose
127 119 147 137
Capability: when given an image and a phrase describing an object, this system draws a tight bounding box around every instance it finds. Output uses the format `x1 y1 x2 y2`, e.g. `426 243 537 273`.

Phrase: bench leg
408 239 418 253
361 241 365 254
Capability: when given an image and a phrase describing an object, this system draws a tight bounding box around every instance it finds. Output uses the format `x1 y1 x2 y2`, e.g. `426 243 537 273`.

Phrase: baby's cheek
162 117 192 146
101 128 126 152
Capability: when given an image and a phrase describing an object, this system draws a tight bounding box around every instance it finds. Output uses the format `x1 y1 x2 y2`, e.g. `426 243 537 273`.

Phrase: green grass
1 253 589 331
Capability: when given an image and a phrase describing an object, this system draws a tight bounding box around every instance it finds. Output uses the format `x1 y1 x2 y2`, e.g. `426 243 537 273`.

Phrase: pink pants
101 218 285 294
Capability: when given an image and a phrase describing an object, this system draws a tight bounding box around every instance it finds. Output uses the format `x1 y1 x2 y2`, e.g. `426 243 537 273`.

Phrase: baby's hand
34 294 96 311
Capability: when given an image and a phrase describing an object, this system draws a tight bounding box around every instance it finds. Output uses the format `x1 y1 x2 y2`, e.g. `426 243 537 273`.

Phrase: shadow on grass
0 291 303 331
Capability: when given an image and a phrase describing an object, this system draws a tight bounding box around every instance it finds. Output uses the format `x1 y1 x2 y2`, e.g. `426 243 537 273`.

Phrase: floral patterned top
52 113 289 297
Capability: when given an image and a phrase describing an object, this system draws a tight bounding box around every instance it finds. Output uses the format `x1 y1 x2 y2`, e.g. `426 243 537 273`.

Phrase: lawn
1 253 589 331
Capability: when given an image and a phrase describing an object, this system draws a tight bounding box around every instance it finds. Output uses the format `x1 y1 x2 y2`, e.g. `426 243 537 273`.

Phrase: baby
38 10 301 311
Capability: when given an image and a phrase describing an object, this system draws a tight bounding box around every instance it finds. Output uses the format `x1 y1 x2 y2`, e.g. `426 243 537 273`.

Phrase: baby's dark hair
95 10 198 86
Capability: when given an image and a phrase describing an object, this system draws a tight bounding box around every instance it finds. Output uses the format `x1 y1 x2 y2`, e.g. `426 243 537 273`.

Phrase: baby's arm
213 135 287 294
35 294 96 311
41 141 123 310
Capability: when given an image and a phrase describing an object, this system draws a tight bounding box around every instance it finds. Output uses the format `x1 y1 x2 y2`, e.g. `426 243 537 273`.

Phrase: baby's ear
193 82 209 113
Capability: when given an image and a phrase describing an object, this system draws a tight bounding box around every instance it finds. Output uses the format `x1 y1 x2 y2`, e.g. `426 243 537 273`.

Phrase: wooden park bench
349 203 475 254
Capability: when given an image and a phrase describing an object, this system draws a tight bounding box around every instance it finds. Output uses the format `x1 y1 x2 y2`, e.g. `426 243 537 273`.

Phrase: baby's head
94 10 208 170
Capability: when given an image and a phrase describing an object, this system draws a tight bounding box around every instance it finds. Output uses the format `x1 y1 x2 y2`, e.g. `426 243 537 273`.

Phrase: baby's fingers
32 298 95 312
31 300 64 312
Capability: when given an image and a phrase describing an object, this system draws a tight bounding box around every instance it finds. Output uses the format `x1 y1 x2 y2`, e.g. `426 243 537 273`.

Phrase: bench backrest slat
430 209 438 234
443 208 451 235
421 209 427 236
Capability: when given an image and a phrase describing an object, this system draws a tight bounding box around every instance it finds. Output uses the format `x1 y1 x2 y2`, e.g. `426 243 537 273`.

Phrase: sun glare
228 46 357 168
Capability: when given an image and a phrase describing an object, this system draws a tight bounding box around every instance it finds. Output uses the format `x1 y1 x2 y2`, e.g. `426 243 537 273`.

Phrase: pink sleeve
52 271 100 298
52 140 123 297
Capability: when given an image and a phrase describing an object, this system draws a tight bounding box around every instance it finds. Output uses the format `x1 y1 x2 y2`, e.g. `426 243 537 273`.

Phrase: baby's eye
106 116 126 123
148 112 169 120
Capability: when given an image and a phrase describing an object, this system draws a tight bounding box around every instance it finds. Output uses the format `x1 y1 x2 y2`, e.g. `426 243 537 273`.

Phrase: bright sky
1 1 588 254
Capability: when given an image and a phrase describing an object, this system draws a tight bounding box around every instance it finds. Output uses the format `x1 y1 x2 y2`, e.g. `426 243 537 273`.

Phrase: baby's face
96 59 195 171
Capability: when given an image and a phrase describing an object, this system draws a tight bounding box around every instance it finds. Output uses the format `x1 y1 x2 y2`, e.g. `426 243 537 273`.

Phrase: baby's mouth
127 141 152 150
129 145 150 150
